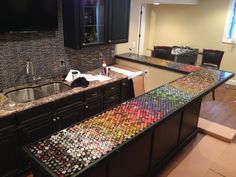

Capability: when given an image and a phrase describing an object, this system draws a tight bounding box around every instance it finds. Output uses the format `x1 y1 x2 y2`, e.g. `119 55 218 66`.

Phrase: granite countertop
116 53 202 74
24 68 234 177
0 69 127 119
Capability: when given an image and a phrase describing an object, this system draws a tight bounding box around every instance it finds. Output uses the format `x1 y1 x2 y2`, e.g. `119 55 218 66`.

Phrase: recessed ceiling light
154 2 160 5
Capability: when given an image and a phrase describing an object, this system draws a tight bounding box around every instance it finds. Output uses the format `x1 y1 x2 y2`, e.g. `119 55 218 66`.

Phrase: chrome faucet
26 59 41 84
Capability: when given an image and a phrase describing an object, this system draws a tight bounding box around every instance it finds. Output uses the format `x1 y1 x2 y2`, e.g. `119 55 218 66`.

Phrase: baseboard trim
226 79 236 86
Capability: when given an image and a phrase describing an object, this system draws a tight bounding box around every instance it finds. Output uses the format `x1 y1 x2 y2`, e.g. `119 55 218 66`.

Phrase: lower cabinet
0 78 134 177
151 112 182 168
84 97 104 118
54 104 84 131
179 98 202 143
108 133 152 177
0 125 21 177
16 105 53 145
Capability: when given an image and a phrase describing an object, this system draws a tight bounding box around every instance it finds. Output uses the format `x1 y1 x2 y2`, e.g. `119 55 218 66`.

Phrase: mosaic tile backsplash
0 0 115 91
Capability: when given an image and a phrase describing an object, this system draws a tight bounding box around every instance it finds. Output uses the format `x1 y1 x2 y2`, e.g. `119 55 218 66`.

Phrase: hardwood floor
200 84 236 129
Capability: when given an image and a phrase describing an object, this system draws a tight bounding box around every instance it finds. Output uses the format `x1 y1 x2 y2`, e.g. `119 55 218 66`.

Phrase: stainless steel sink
4 82 71 103
40 82 71 97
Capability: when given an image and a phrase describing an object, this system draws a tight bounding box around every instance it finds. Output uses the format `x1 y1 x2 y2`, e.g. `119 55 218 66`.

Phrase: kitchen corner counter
0 69 127 119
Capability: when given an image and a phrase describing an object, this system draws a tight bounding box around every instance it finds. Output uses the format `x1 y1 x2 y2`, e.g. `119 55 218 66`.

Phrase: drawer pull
85 105 89 109
92 93 97 96
110 87 115 90
122 83 126 86
56 116 60 120
110 96 115 100
53 118 57 122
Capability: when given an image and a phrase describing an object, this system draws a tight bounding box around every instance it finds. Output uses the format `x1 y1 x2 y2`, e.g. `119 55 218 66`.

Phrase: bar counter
23 68 234 177
115 53 202 74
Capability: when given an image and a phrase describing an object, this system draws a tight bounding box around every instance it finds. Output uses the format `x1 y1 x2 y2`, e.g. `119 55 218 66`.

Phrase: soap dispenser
102 60 109 76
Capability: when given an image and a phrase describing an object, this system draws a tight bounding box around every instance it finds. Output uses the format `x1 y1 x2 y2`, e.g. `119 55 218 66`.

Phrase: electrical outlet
144 69 149 77
99 52 103 60
60 60 65 67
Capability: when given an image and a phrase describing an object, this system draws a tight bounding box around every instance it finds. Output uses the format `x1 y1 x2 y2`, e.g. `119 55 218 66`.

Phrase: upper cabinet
62 0 131 49
81 0 106 46
107 0 130 44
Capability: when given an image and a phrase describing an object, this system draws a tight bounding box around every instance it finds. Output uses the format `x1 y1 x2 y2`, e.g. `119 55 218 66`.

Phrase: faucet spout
26 59 41 84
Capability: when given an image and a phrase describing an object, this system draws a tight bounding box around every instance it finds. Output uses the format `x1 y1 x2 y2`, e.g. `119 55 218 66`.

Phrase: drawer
0 116 16 129
104 94 120 109
16 105 52 124
51 93 83 110
104 81 120 95
104 94 120 104
84 87 103 102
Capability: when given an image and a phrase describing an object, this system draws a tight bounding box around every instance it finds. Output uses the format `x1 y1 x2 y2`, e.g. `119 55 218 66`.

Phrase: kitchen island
23 64 234 177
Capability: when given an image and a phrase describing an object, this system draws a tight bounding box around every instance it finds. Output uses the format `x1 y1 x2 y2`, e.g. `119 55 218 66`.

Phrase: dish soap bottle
102 60 108 76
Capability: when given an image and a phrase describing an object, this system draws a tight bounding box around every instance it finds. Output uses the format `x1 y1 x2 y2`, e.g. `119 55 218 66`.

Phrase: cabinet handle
122 83 126 86
110 96 115 100
111 87 115 90
53 118 57 122
108 40 112 43
57 116 60 120
92 93 97 96
85 105 89 109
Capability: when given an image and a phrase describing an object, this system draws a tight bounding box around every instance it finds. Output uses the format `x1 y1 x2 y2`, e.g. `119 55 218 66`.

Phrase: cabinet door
84 97 104 118
179 98 202 143
81 0 106 47
0 126 21 177
151 112 182 168
108 0 131 44
121 79 134 102
62 0 81 48
55 104 84 130
19 114 54 146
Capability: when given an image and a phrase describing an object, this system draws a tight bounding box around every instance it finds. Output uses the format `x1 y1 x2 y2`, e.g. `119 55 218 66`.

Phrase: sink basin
4 82 71 103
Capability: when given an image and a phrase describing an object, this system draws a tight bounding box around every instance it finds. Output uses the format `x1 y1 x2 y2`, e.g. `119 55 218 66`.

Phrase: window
223 0 236 43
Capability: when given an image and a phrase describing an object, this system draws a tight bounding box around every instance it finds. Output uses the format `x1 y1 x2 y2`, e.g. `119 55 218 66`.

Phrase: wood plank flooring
200 84 236 129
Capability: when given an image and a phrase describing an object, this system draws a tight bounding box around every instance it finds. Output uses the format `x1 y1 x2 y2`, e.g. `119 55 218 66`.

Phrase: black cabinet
54 104 84 130
151 112 182 168
0 124 21 177
62 0 81 48
104 81 121 109
179 98 202 143
0 78 132 177
108 133 152 177
81 0 106 47
52 93 84 131
17 106 53 146
121 78 134 102
84 97 104 118
62 0 131 49
107 0 131 44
